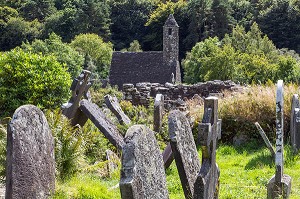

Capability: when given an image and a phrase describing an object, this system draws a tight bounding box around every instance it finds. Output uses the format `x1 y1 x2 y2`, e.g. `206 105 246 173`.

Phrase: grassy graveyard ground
53 140 300 199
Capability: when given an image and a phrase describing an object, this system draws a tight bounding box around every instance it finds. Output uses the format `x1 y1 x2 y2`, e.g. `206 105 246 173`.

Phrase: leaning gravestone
194 97 221 199
290 94 300 151
154 94 164 133
6 105 55 199
62 70 92 126
169 110 201 199
105 94 131 125
267 80 291 199
120 125 169 199
80 99 124 150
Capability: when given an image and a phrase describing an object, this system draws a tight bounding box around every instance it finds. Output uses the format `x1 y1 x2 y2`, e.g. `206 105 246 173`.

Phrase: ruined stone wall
123 80 241 109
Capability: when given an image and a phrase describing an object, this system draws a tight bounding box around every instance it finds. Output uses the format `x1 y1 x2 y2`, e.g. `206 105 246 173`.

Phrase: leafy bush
183 23 300 84
0 48 71 116
45 110 83 181
21 33 84 79
0 122 6 183
90 86 123 108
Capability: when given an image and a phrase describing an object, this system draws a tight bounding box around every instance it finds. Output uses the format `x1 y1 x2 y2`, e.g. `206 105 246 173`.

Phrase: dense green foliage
21 33 84 79
183 23 300 84
0 48 71 115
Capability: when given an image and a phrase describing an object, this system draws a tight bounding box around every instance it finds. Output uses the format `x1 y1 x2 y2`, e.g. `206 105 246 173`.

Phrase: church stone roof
109 51 172 89
164 14 179 27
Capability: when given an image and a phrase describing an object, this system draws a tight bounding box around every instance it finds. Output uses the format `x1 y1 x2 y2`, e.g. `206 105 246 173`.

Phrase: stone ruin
6 105 55 199
122 80 240 109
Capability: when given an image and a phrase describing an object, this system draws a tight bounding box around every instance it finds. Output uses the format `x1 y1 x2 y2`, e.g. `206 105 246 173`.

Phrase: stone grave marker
162 143 174 169
62 70 92 126
105 94 131 125
267 80 291 199
120 125 169 199
290 94 300 151
168 110 200 199
194 96 221 199
106 149 120 177
6 105 55 199
80 99 125 150
154 94 164 133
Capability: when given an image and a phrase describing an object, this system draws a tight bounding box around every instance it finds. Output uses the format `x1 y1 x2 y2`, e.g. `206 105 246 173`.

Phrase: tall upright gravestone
194 97 221 199
154 94 164 133
168 110 201 199
6 105 55 199
267 80 291 199
290 94 300 151
120 125 169 199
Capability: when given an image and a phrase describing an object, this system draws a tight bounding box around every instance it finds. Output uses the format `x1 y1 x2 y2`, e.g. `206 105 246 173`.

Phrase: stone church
109 14 181 89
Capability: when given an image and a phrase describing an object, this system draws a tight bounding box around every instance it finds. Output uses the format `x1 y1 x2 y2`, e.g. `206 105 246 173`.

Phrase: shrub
0 48 71 116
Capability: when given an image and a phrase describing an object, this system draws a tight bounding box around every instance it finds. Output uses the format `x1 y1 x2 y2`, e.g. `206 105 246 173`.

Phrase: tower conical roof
164 14 179 27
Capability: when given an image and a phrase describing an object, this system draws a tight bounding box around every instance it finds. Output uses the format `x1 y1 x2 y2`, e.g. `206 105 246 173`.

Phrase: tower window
168 28 172 35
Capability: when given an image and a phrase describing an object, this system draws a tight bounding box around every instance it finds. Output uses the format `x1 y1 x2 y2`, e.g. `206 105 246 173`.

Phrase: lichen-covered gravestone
120 125 169 199
154 94 164 133
80 99 124 150
6 105 55 199
267 80 291 199
290 94 300 151
104 94 131 125
62 70 92 126
169 110 200 199
194 97 221 199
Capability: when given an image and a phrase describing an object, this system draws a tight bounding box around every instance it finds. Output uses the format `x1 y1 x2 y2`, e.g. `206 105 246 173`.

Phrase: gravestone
162 143 174 169
194 97 221 199
168 110 200 199
290 94 300 151
6 105 55 199
120 125 169 199
106 149 120 177
62 70 92 126
105 94 131 125
80 99 125 150
154 94 164 133
267 80 291 199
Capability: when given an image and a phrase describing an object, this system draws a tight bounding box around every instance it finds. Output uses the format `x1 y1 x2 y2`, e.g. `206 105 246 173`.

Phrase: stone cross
168 110 200 199
194 97 221 199
267 80 291 199
104 94 131 125
290 94 300 151
120 125 169 199
6 105 55 199
154 94 164 133
62 70 92 126
80 99 125 150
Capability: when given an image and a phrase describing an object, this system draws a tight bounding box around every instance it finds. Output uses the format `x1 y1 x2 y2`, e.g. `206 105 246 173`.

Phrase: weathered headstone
154 94 164 133
120 125 169 199
255 122 275 158
80 99 125 150
169 110 200 198
290 94 300 151
105 94 131 125
267 80 291 199
162 143 174 169
106 149 120 177
6 105 55 199
62 70 92 126
194 97 221 199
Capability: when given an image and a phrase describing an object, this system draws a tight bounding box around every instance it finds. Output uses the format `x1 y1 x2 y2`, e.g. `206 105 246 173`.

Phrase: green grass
54 141 300 199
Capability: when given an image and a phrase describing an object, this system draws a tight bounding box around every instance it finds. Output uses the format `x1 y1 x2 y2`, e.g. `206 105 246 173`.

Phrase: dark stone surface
120 125 169 199
291 94 300 151
162 143 174 169
154 94 164 133
6 105 55 199
80 99 124 150
104 94 131 125
194 97 221 199
62 70 92 126
168 110 200 198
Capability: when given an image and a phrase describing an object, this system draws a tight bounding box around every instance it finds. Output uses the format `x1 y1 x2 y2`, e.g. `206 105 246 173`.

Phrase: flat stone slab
169 110 200 198
105 94 131 125
120 125 169 199
6 105 55 199
80 99 124 150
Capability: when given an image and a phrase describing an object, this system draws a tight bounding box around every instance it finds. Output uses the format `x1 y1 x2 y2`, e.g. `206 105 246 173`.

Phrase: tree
0 48 71 116
70 33 113 79
21 33 84 79
19 0 57 21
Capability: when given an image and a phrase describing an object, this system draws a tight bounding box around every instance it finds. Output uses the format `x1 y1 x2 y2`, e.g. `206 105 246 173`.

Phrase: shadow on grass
244 151 273 170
